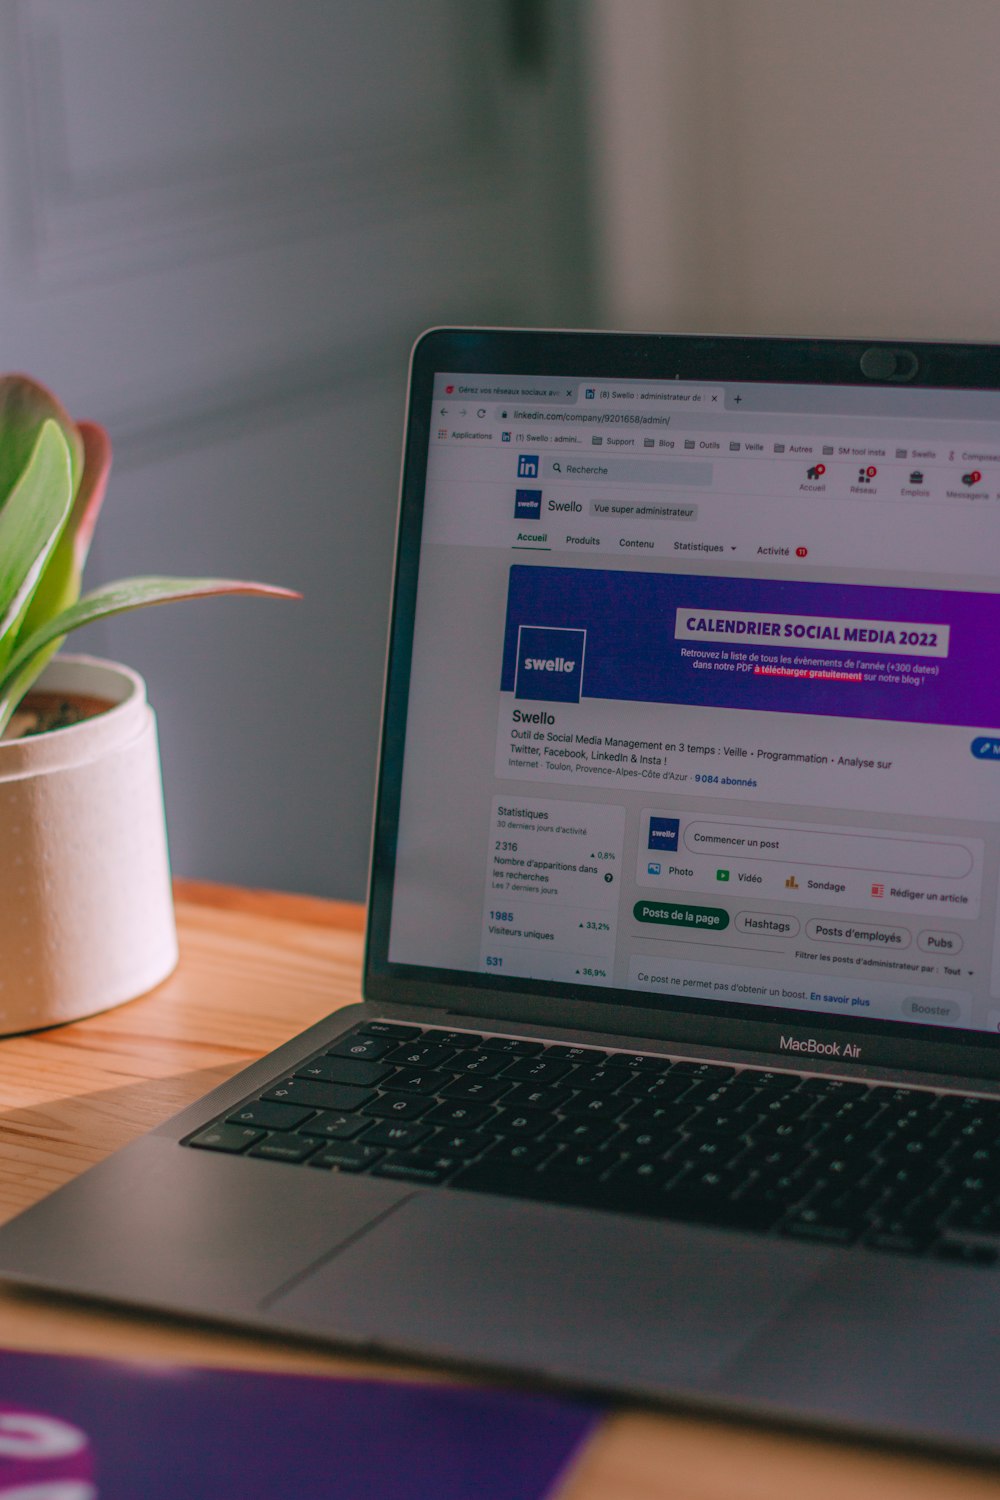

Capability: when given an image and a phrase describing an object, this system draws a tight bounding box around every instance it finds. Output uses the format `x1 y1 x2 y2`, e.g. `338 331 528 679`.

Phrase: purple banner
0 1348 598 1500
501 566 1000 728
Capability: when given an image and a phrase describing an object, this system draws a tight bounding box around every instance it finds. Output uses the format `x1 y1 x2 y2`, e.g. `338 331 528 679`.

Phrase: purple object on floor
0 1347 599 1500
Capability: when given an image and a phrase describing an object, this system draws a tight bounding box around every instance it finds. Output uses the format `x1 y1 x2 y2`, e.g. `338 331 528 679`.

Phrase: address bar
507 407 672 427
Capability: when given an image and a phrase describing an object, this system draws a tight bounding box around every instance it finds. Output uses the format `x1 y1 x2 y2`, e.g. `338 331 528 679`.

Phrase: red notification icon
795 546 808 558
866 466 877 479
962 470 982 487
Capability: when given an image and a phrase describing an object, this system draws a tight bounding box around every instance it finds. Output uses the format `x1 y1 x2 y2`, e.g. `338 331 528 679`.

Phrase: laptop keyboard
184 1022 1000 1266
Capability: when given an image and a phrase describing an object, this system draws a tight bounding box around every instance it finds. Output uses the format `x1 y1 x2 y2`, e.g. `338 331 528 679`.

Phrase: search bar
545 457 712 485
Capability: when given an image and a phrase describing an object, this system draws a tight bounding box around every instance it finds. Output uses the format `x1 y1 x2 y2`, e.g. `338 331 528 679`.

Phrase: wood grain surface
0 881 997 1498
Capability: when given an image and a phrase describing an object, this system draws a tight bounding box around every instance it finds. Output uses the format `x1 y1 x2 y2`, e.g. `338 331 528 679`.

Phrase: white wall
588 0 1000 340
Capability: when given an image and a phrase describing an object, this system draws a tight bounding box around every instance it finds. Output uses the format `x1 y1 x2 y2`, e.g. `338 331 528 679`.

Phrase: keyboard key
616 1123 681 1156
451 1052 510 1077
544 1046 607 1064
560 1092 633 1121
494 1108 550 1137
263 1079 375 1113
295 1056 392 1087
360 1021 423 1039
864 1229 934 1256
421 1029 483 1049
227 1102 313 1131
501 1083 574 1111
627 1054 675 1073
480 1036 545 1055
737 1070 801 1094
440 1076 511 1103
550 1117 618 1147
547 1148 603 1176
361 1119 434 1150
676 1136 742 1169
328 1035 397 1061
248 1133 321 1163
805 1094 884 1123
641 1076 699 1105
424 1101 493 1128
433 1129 497 1158
669 1061 736 1082
781 1209 861 1246
188 1124 263 1153
650 1183 783 1234
484 1138 559 1168
297 1111 371 1141
569 1064 629 1093
390 1068 454 1095
758 1094 814 1122
502 1057 575 1085
798 1077 868 1099
750 1118 812 1144
449 1163 615 1214
627 1101 700 1131
371 1152 460 1184
384 1043 457 1070
687 1109 756 1137
310 1142 385 1172
363 1092 435 1121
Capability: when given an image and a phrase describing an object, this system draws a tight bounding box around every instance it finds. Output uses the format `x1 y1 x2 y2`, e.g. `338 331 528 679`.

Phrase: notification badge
805 464 826 480
962 470 983 487
795 546 809 557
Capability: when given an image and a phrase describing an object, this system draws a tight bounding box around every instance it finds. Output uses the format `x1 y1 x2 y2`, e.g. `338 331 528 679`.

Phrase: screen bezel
365 327 1000 1082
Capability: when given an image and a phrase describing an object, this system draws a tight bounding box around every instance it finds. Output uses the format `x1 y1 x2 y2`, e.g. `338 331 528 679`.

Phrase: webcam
859 346 919 381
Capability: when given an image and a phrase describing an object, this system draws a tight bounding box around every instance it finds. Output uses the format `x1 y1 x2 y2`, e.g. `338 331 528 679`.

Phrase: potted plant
0 375 298 1035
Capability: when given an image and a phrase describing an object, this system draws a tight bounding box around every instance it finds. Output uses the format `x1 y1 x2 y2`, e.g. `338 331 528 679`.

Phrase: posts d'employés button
633 901 729 931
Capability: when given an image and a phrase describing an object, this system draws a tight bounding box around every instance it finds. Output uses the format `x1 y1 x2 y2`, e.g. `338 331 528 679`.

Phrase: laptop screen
369 332 1000 1071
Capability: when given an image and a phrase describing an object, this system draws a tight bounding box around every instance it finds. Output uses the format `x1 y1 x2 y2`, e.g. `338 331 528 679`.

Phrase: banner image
501 566 1000 729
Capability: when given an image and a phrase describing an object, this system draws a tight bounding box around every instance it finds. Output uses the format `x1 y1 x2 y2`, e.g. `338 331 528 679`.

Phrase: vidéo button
633 901 729 931
971 736 1000 760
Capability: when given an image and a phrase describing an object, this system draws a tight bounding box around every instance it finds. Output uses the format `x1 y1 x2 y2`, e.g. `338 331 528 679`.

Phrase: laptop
3 328 1000 1455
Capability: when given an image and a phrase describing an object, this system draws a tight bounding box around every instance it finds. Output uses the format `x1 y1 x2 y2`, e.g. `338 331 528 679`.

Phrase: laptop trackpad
269 1191 827 1389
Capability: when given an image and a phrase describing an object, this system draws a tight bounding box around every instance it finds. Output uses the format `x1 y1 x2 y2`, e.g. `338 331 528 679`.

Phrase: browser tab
575 382 724 406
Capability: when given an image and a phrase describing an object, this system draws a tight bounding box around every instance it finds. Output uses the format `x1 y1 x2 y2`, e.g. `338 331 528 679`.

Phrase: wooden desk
0 881 997 1499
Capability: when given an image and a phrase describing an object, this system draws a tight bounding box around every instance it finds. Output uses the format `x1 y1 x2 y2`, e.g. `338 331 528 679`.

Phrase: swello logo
514 626 585 704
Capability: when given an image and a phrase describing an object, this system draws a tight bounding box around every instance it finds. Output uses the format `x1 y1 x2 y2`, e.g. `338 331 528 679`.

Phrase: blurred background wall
2 0 998 899
588 0 1000 340
0 0 595 899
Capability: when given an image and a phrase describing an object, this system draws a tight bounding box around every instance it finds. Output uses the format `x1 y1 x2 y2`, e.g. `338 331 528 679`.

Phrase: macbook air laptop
3 329 1000 1455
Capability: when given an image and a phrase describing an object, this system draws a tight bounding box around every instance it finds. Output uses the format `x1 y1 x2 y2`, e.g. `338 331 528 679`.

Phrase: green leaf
16 421 111 650
0 375 83 513
0 420 74 657
0 575 300 735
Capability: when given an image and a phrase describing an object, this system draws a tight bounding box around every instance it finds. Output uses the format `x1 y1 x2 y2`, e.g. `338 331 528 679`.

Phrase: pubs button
917 930 963 955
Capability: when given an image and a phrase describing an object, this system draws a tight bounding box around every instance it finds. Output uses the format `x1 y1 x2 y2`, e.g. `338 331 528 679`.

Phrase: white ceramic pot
0 654 178 1034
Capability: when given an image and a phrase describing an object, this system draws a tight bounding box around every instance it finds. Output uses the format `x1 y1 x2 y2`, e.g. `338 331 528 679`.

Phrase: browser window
388 373 1000 1040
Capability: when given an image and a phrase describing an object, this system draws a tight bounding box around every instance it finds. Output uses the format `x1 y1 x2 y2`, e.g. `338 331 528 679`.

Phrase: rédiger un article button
634 901 729 931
